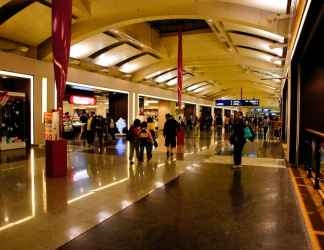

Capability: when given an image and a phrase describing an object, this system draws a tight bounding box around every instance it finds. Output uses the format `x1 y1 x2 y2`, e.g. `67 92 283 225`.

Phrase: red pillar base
177 129 185 145
45 139 67 177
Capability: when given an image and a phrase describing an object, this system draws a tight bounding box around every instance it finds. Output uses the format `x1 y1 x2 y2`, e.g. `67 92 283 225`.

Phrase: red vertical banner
177 30 183 111
52 0 72 137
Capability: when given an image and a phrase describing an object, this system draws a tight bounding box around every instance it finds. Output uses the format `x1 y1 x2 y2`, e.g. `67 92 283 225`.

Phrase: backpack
138 128 150 141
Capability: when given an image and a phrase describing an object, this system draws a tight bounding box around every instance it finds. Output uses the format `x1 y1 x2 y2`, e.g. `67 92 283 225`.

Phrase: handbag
244 127 253 139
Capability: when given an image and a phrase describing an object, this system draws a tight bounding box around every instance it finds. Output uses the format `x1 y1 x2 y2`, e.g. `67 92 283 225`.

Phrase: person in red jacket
127 119 141 164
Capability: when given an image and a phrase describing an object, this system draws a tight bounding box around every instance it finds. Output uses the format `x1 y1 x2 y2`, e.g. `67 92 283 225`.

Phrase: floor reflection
0 129 284 250
0 149 35 231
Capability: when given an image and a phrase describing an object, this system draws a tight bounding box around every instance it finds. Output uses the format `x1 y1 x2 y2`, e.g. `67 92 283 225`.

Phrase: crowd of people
62 109 281 168
63 111 118 147
127 114 180 164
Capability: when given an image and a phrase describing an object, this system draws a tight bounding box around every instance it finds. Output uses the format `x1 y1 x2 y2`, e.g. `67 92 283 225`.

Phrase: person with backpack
147 117 158 148
138 121 154 162
127 119 141 164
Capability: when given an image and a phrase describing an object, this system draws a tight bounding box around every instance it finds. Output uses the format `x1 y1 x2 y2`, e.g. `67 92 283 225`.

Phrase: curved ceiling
0 0 291 108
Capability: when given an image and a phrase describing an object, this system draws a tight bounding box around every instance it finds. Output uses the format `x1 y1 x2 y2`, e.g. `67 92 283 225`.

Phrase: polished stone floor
0 129 310 250
60 164 310 250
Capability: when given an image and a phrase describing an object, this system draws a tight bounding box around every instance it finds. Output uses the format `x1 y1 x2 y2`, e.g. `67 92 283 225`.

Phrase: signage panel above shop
69 95 96 105
215 99 259 106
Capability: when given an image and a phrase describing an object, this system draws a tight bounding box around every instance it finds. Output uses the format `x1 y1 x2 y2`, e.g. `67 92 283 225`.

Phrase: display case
0 91 27 150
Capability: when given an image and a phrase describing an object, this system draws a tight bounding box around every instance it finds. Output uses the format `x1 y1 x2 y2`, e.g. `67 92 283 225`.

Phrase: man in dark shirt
163 114 179 158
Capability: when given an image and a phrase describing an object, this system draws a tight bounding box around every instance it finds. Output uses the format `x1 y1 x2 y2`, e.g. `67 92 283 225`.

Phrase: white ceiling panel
165 74 193 86
155 69 178 83
224 22 285 43
119 54 159 73
238 47 282 66
93 43 141 67
0 2 51 46
230 33 283 57
144 67 174 79
186 82 209 92
193 85 212 93
217 0 288 13
70 33 118 59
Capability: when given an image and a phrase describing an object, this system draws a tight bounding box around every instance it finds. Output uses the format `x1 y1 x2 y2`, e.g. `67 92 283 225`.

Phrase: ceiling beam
37 1 282 59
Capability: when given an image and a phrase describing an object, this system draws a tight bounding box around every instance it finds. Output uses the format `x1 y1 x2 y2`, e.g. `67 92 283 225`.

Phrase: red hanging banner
177 30 183 111
52 0 72 109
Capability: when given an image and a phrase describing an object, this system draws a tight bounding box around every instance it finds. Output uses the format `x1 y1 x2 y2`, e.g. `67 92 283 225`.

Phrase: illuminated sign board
216 99 259 106
70 96 96 105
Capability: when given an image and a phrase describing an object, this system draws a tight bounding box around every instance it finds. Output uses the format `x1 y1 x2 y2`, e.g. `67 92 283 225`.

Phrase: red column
177 30 183 111
177 30 185 145
46 0 72 177
52 0 72 137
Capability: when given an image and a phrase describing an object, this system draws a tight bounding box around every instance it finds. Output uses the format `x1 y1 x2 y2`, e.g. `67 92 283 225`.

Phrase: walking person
163 114 179 159
230 112 246 169
224 115 230 135
262 116 270 141
127 119 141 164
96 115 104 148
147 117 158 148
86 112 96 148
138 122 154 162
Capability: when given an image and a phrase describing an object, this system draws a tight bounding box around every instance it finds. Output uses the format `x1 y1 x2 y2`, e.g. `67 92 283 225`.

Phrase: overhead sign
70 95 96 105
216 99 259 106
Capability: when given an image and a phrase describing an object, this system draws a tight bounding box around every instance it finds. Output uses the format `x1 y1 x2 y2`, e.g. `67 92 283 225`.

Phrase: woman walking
230 112 246 169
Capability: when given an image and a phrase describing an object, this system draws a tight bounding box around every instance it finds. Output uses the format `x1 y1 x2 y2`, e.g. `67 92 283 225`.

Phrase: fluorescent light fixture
42 77 47 123
144 67 173 79
145 100 159 104
120 54 159 74
225 22 285 43
70 33 118 59
66 81 129 94
93 44 141 67
238 47 283 66
0 70 34 144
193 85 210 93
155 69 178 83
165 74 192 86
235 0 288 14
186 82 209 91
230 33 284 57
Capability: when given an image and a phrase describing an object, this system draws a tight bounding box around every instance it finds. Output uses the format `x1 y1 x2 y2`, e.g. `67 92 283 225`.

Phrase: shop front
0 71 33 152
62 83 128 142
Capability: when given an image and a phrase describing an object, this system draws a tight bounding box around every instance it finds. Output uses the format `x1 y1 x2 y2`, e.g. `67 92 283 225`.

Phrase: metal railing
303 129 324 190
